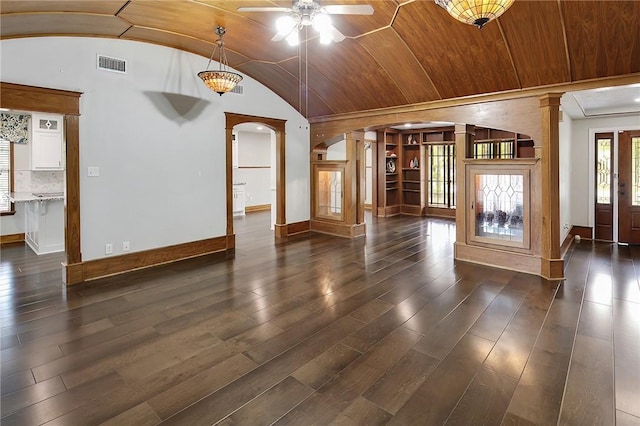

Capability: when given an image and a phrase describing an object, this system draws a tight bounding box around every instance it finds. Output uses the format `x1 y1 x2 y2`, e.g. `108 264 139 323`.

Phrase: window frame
0 139 15 216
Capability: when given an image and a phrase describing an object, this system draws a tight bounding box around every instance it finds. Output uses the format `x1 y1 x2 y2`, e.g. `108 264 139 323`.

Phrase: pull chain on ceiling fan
238 0 373 45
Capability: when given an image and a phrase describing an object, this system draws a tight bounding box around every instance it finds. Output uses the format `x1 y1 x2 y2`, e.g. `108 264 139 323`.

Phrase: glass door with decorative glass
316 168 344 221
595 133 613 240
618 130 640 244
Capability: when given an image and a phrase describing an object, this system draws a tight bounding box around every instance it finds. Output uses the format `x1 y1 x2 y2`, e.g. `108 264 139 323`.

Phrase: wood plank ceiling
1 0 639 119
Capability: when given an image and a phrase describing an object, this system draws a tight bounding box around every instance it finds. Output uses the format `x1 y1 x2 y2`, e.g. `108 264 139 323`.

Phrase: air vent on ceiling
230 85 244 95
97 54 127 74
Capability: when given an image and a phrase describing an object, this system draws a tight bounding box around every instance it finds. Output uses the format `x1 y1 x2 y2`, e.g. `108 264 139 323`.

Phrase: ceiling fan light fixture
197 26 243 96
435 0 514 28
276 15 296 34
286 30 300 46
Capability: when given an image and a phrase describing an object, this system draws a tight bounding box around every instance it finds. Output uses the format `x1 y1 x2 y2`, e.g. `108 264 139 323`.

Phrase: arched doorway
225 113 286 244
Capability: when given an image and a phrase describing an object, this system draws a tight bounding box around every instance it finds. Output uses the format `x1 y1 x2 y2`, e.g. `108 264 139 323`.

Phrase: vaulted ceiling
1 0 639 119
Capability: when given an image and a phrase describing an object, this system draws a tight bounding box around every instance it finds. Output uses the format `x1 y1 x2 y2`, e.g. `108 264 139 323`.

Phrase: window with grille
0 139 13 213
427 143 456 208
474 140 514 159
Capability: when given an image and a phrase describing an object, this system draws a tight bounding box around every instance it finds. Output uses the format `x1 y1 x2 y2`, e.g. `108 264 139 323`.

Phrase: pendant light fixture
434 0 515 29
197 26 243 95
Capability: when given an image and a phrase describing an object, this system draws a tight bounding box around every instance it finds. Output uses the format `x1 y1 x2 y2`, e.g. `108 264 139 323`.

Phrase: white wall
558 108 573 244
1 37 310 260
234 130 271 207
566 113 640 232
326 139 346 160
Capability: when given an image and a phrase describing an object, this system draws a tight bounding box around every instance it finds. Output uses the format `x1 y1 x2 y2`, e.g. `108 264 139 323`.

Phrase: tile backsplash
15 170 64 193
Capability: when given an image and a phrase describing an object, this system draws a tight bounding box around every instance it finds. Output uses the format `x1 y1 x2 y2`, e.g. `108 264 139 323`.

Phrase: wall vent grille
97 55 127 74
230 85 244 95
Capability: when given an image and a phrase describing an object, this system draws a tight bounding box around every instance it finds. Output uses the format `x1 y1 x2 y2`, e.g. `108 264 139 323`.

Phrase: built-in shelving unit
377 129 400 216
401 132 422 215
474 127 534 159
375 125 536 219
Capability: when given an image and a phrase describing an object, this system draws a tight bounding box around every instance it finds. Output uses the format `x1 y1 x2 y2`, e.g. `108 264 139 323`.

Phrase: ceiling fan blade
271 20 297 42
323 4 374 15
237 6 292 13
328 24 346 43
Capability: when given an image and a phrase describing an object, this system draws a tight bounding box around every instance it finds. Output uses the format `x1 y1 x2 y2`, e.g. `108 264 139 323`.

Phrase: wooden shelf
403 179 420 183
403 189 420 193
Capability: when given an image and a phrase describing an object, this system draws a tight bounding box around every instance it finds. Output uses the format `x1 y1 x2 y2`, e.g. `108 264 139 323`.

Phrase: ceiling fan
238 0 374 45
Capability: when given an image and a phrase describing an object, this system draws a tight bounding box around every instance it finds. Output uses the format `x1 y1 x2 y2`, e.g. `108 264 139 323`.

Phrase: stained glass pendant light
198 26 243 95
434 0 515 29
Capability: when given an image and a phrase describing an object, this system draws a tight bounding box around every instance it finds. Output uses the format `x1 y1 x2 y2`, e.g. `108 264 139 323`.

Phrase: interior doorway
594 129 640 243
225 113 286 243
231 122 276 231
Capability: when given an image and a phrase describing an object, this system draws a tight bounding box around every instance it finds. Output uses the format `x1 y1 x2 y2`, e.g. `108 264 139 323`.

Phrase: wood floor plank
0 369 35 397
0 375 67 417
99 402 161 426
0 372 126 426
291 343 362 390
413 279 505 360
388 334 494 425
445 367 517 425
363 349 439 414
276 326 422 425
148 353 258 420
331 396 392 426
220 376 314 426
613 299 640 418
504 347 571 425
617 410 640 425
161 316 364 426
559 334 615 425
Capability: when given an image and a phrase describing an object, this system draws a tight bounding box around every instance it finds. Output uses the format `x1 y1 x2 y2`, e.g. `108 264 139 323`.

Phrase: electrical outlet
122 241 130 252
105 243 113 255
88 166 100 177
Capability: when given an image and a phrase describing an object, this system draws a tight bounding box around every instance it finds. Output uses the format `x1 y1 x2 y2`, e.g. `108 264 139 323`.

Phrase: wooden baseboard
310 220 366 238
561 231 575 259
401 204 422 216
0 233 25 245
63 236 229 285
570 225 592 239
287 220 310 236
424 207 456 218
245 204 271 213
455 242 565 280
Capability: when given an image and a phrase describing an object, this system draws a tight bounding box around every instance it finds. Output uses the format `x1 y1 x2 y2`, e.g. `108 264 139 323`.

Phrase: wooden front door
618 130 640 244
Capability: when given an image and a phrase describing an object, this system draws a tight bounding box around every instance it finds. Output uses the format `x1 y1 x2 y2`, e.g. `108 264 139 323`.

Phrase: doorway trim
0 82 82 281
225 113 286 244
588 126 640 242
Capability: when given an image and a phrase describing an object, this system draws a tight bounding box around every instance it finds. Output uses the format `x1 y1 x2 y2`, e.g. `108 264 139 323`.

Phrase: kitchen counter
7 191 64 202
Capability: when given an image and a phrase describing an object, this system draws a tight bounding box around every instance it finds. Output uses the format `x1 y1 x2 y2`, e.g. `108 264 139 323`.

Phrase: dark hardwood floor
1 211 639 425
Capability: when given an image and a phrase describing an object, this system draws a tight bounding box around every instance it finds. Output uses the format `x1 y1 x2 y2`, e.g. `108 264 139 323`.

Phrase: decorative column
454 124 475 245
539 93 564 279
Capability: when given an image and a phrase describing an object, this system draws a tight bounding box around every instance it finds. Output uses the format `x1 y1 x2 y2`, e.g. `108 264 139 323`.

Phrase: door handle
620 182 626 187
620 191 626 195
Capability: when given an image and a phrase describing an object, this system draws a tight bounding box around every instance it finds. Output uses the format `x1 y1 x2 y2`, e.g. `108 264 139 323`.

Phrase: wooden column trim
276 129 286 229
65 115 81 265
225 127 234 239
454 124 475 245
539 94 563 266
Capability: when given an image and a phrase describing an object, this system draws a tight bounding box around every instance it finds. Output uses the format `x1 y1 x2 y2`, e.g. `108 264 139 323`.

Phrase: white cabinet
25 199 64 255
233 183 246 216
31 113 64 170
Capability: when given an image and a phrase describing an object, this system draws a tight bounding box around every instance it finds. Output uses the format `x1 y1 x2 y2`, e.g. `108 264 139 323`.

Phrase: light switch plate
88 166 100 177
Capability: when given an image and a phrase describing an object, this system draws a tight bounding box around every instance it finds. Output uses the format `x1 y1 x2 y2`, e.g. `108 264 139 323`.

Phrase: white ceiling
562 83 640 119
